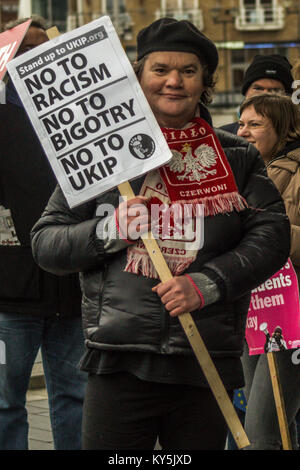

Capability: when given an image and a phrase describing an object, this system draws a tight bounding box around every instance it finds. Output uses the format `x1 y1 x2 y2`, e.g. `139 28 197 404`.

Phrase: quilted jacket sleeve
31 184 120 275
267 154 300 270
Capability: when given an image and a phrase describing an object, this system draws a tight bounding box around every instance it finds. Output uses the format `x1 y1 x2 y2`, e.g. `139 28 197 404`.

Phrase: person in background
291 57 300 450
31 18 290 450
264 326 287 353
223 53 294 450
237 93 300 449
0 16 87 450
221 54 294 135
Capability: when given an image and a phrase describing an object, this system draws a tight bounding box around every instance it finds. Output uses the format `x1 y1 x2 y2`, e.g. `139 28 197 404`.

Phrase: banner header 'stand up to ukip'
6 16 172 208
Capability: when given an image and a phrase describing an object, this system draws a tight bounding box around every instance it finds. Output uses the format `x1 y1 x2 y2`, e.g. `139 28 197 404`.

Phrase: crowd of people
0 13 299 450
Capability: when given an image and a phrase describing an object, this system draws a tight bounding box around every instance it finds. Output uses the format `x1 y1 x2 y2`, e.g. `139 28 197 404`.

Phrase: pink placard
246 259 300 355
0 19 32 82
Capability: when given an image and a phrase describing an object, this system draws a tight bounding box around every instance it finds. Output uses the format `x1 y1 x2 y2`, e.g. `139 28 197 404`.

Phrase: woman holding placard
31 18 290 450
238 93 300 449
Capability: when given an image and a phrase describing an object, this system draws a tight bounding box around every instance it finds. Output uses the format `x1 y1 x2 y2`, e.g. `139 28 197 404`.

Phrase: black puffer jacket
31 130 290 356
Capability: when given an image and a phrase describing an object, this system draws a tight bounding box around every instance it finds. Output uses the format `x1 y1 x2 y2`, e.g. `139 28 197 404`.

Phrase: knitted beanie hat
137 17 219 74
242 54 293 95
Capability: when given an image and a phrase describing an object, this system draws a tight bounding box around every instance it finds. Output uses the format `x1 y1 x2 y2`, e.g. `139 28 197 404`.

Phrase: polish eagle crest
168 143 218 181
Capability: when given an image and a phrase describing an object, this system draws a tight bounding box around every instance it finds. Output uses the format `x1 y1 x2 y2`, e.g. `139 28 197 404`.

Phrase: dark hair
132 54 217 106
239 93 300 156
3 15 47 32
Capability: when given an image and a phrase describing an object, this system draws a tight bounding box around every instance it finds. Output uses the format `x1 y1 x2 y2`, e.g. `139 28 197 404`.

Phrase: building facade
2 0 300 121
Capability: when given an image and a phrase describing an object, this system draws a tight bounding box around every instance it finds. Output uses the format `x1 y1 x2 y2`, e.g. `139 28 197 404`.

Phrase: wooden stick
46 27 60 40
118 181 250 449
267 352 292 450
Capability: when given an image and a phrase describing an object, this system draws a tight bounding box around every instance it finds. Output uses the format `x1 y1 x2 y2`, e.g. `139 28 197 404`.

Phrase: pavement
25 350 54 450
26 387 54 450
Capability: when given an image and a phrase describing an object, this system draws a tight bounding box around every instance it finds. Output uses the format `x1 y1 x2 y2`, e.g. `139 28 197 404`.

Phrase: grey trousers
241 342 300 450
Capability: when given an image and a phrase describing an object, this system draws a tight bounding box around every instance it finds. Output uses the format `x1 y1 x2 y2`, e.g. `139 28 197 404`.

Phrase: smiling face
237 105 279 162
139 51 206 129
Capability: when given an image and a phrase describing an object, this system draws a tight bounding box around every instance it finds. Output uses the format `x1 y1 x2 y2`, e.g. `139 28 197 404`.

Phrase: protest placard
245 259 299 449
246 259 300 355
6 16 172 208
0 19 31 82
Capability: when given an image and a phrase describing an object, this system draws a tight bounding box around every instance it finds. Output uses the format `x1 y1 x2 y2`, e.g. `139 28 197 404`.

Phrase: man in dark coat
0 16 87 450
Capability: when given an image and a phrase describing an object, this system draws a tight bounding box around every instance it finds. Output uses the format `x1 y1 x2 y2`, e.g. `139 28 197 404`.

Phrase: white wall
210 108 238 128
18 0 32 18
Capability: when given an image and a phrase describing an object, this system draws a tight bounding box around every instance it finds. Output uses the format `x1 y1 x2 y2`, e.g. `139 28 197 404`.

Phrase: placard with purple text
246 260 300 355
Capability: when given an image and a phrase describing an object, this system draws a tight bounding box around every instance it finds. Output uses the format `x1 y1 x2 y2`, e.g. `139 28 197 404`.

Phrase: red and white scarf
125 117 248 279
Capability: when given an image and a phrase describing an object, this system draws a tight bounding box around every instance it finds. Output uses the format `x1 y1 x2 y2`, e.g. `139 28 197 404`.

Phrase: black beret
242 54 294 95
137 17 218 74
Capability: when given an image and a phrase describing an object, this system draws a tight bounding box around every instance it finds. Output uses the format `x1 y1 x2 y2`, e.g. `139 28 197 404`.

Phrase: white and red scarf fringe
125 117 248 279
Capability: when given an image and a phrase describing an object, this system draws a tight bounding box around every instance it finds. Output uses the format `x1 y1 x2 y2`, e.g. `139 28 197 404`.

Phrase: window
243 0 257 23
102 0 133 40
158 0 202 29
104 0 126 15
32 0 67 31
261 0 273 22
163 0 196 12
241 0 275 24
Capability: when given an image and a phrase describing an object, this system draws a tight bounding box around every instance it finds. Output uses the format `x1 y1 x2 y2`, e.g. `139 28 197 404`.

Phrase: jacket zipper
160 304 170 354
